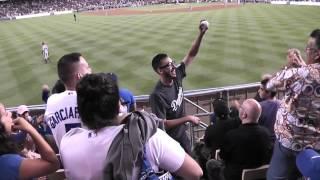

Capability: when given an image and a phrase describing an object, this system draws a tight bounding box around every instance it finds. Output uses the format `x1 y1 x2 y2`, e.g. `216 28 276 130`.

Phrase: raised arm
13 118 59 179
182 20 208 67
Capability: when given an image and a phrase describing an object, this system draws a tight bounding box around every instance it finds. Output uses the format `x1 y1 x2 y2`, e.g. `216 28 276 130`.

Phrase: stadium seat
215 149 221 161
241 164 269 180
47 169 66 180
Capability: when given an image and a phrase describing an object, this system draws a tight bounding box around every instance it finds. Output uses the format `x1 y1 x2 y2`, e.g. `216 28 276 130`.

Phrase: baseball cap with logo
296 149 320 180
17 105 29 115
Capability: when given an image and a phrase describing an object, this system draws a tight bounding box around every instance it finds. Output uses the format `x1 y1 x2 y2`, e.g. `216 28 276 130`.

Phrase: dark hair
152 53 168 72
212 98 229 119
51 80 66 94
261 78 277 98
107 72 118 83
310 29 320 50
76 73 120 130
0 121 19 156
57 52 82 84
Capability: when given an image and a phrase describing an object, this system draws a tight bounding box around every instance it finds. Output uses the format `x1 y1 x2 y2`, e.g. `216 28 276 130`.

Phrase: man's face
158 57 176 79
77 56 92 79
258 85 270 101
305 38 319 64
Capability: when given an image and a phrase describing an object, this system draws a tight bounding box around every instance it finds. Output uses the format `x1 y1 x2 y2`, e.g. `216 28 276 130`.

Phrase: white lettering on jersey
171 87 183 112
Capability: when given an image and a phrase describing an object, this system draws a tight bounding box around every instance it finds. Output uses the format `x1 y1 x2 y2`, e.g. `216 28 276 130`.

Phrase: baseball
200 20 209 28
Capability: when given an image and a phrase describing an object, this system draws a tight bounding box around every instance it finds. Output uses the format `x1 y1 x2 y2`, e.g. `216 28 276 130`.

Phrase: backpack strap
103 111 158 180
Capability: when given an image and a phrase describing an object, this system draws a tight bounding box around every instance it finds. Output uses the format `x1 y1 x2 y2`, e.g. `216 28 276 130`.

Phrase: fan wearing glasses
149 20 208 154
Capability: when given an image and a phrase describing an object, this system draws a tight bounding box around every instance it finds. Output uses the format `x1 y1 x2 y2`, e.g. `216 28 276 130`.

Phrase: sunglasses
159 61 176 69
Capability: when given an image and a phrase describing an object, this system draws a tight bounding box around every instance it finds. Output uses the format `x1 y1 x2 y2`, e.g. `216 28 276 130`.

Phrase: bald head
239 99 261 124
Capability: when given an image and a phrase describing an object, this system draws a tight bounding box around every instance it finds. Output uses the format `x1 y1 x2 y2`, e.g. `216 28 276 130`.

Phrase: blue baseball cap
296 149 320 180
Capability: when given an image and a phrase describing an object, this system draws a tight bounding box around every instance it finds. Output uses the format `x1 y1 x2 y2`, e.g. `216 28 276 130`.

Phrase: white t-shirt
60 127 185 180
45 90 82 148
42 44 49 58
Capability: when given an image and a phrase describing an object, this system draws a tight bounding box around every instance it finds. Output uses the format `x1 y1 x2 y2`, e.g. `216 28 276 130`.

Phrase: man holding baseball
150 20 208 154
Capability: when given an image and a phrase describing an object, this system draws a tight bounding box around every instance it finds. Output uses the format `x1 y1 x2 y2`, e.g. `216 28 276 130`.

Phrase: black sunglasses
159 61 176 69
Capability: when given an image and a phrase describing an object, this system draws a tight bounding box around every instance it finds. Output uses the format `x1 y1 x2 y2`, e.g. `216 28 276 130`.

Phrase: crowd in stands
0 0 159 18
1 19 320 180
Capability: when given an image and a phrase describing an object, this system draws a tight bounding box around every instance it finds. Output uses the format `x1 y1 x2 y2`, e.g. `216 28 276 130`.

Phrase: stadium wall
270 1 320 6
15 11 73 20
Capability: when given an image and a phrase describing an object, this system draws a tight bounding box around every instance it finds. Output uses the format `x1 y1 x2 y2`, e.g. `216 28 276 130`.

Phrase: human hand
12 117 34 133
230 99 240 110
199 19 209 34
286 48 306 68
187 115 200 125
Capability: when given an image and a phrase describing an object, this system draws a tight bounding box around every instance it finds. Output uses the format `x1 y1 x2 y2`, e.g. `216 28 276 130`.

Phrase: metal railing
6 82 267 148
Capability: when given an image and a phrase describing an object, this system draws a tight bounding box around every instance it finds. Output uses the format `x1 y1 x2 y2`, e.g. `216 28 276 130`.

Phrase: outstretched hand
286 48 306 68
199 19 209 34
187 115 200 125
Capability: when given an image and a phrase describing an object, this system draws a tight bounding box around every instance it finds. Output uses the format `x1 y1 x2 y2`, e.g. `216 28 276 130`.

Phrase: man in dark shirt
204 98 240 154
220 99 272 180
258 77 279 142
149 20 208 154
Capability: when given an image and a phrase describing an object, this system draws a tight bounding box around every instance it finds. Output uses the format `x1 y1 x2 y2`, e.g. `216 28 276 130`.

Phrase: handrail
6 82 261 111
184 97 210 113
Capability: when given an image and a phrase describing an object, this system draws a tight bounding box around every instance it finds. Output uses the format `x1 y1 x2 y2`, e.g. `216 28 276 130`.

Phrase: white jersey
45 90 83 148
60 127 185 180
42 44 49 59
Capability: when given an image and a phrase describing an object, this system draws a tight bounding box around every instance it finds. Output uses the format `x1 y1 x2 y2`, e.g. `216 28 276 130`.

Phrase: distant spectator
41 84 50 103
253 74 273 102
204 98 240 153
51 79 65 94
17 105 35 125
203 98 240 179
17 105 39 156
0 102 59 179
60 73 203 180
207 99 272 180
258 77 279 143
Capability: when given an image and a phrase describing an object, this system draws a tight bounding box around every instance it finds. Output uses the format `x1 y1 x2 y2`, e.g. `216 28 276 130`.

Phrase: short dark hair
51 79 65 94
106 72 118 83
212 98 229 119
76 73 120 130
152 53 168 72
261 78 277 98
310 29 320 50
57 52 82 84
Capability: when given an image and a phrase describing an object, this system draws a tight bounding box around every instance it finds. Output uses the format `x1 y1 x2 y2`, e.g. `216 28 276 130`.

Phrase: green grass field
0 4 319 107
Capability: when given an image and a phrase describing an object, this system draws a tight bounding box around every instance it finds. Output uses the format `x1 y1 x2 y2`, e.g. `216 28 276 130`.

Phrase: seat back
47 169 66 180
241 164 269 180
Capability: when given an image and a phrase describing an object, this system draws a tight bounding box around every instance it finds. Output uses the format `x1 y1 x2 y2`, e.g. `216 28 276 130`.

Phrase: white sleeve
145 128 185 173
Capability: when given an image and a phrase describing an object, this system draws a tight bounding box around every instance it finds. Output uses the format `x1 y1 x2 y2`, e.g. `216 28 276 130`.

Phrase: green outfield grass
0 4 319 107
